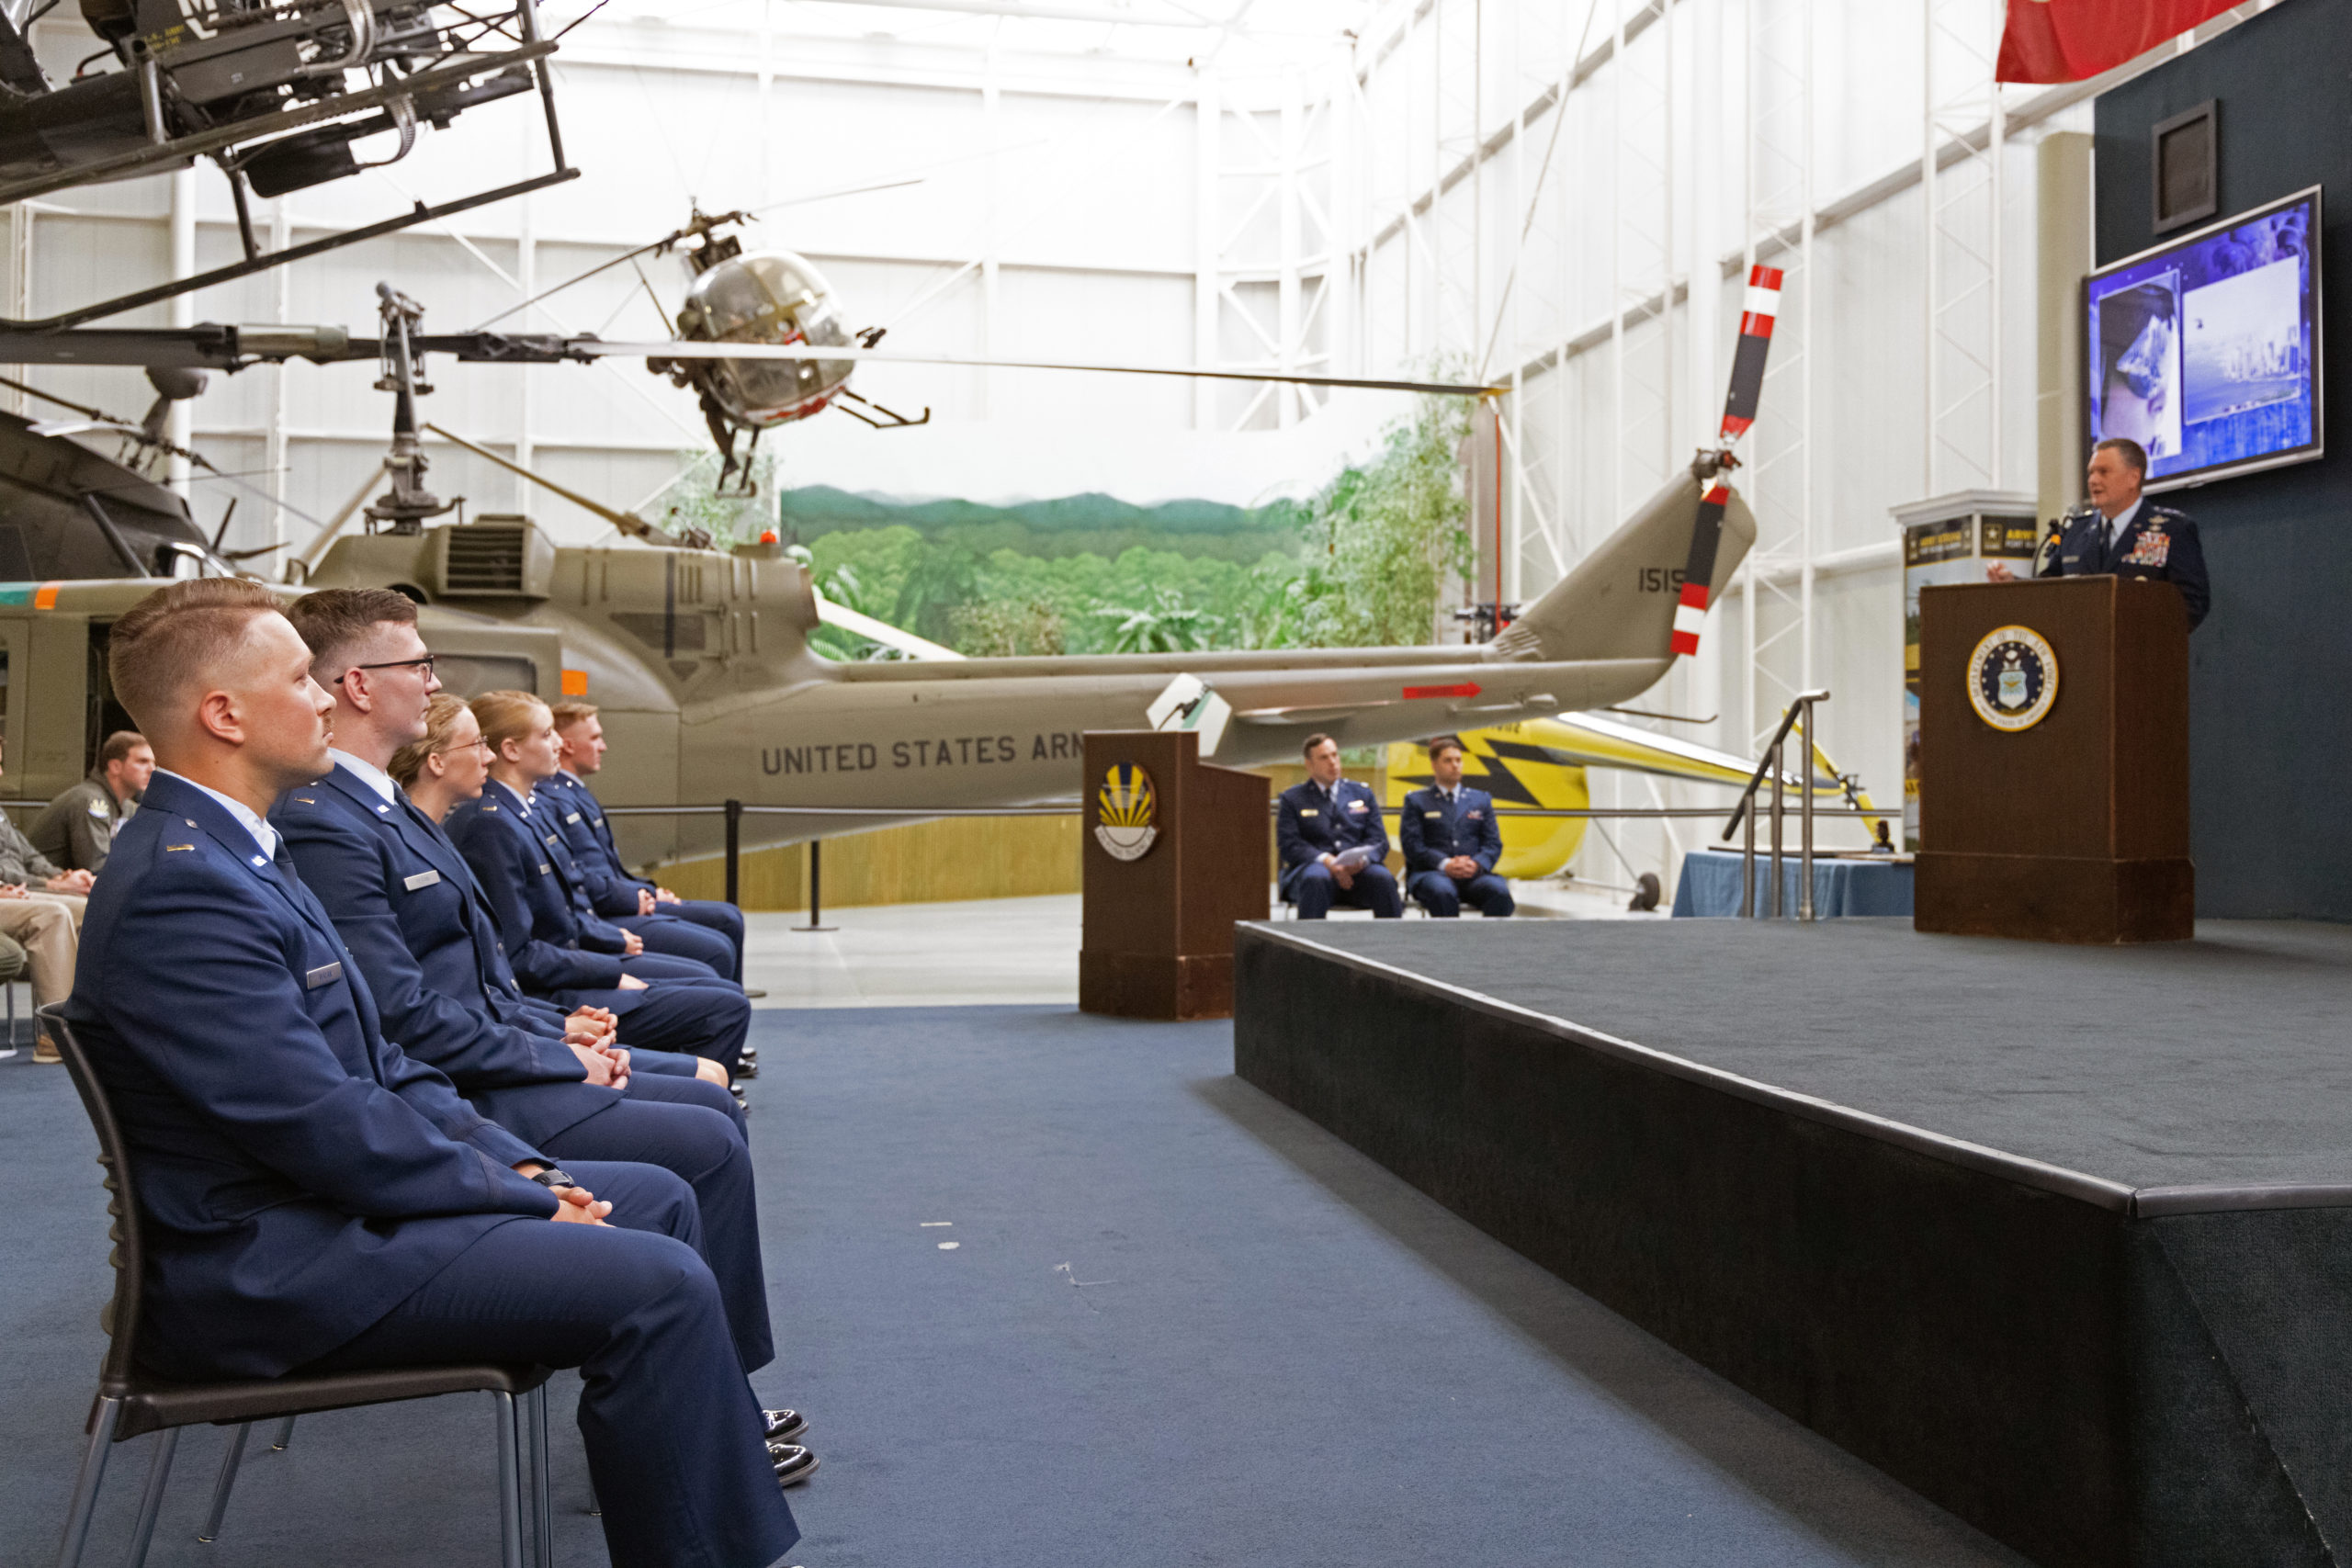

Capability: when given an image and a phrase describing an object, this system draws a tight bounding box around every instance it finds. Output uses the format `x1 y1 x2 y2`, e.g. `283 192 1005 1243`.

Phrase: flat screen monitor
2084 185 2323 491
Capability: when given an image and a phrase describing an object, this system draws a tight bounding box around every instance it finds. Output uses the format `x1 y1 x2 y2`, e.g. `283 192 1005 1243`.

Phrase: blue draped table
1670 846 1915 918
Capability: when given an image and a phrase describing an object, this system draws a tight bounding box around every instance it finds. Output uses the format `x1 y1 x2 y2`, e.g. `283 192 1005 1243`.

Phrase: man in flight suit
1988 436 2211 630
1399 735 1515 918
31 728 152 874
62 579 799 1568
1276 733 1402 919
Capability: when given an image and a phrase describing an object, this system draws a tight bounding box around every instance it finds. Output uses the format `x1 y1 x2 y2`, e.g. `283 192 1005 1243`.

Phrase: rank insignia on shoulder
86 800 107 817
483 803 498 812
292 796 314 805
164 843 194 852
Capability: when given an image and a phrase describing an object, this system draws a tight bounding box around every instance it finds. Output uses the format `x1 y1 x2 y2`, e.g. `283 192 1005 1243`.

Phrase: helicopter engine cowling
673 248 857 428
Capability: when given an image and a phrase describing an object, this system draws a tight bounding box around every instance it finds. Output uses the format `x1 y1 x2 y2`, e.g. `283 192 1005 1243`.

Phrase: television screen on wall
2084 185 2323 491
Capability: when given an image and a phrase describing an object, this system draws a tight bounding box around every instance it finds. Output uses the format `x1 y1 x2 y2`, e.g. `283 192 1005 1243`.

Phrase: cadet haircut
97 729 147 768
106 578 283 734
2094 436 2149 475
471 689 551 757
389 693 477 789
285 587 421 676
549 700 600 732
1426 734 1465 761
1302 732 1336 759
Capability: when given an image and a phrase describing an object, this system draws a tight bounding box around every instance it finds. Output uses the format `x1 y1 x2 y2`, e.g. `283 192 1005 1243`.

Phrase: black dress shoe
768 1443 819 1487
734 1058 760 1079
763 1408 807 1443
729 1084 751 1111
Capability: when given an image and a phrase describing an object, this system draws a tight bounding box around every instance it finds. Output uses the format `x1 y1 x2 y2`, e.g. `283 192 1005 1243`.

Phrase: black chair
42 1005 559 1568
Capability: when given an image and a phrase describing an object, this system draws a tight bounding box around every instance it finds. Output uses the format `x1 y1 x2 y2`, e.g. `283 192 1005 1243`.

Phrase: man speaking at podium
1987 437 2211 629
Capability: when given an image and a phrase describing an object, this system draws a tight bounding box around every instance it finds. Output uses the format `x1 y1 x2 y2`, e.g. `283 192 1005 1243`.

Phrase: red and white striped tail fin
1673 264 1782 659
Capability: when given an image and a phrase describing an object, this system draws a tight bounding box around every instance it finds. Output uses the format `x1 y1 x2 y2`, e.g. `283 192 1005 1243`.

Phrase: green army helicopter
0 264 1788 874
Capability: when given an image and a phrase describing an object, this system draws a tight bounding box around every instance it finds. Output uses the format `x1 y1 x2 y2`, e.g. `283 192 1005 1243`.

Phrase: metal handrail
1714 691 1836 922
1720 688 1832 840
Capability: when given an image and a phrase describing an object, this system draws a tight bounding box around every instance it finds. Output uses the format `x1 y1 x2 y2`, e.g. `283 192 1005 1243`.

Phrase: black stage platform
1234 919 2352 1568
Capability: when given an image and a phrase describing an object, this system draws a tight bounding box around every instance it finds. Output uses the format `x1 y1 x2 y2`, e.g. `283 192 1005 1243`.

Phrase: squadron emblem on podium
1094 762 1159 862
1967 626 2059 732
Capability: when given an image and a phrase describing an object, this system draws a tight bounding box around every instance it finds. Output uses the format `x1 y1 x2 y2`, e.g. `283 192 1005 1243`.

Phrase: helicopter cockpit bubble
673 248 857 428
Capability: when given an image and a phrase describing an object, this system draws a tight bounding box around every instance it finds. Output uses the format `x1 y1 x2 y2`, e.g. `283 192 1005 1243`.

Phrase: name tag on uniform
543 833 560 848
1299 808 1319 818
304 962 343 989
403 869 442 891
564 811 582 824
537 863 552 874
1424 810 1442 819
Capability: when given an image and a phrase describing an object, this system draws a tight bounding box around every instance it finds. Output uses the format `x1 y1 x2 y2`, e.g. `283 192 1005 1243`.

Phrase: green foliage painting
791 389 1476 659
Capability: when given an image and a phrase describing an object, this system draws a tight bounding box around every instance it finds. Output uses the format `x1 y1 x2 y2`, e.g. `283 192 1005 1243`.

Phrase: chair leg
586 1481 600 1517
267 1416 296 1451
124 1427 181 1568
51 1395 121 1568
197 1422 251 1543
527 1385 553 1568
493 1393 524 1568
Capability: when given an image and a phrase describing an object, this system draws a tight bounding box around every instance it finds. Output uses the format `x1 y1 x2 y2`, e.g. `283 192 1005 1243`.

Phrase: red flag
1996 0 2241 84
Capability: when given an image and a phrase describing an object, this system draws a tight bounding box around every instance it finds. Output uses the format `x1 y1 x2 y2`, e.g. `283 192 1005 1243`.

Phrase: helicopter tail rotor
1671 264 1782 659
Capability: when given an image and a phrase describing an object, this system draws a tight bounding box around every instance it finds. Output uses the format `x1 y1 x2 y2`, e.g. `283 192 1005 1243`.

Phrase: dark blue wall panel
2096 0 2352 919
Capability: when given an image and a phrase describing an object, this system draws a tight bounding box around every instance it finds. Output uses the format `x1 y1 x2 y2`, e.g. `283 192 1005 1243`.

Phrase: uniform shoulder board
164 843 195 852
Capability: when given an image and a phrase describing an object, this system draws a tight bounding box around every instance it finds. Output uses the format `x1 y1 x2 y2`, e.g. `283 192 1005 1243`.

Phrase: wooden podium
1079 730 1270 1020
1915 575 2192 943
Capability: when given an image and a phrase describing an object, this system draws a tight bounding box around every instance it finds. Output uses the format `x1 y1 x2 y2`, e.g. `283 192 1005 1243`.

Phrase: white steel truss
1923 0 2004 493
1204 71 1340 430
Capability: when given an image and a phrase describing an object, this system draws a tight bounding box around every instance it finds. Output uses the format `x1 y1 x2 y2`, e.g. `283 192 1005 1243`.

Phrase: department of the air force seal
1967 625 2058 732
1093 761 1159 862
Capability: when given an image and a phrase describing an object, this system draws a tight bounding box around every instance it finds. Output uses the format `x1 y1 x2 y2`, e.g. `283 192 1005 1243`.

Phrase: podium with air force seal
1914 575 2193 943
1079 729 1271 1020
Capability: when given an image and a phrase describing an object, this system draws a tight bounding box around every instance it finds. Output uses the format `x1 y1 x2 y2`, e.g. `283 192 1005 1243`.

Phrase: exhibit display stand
1079 729 1270 1020
1915 575 2192 942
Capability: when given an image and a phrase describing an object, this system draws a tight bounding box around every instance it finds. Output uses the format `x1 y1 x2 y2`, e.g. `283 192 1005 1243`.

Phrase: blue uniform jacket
541 771 650 890
1399 785 1502 874
537 772 650 916
65 772 558 1379
1275 778 1389 890
273 765 619 1145
2038 502 2210 629
446 781 628 994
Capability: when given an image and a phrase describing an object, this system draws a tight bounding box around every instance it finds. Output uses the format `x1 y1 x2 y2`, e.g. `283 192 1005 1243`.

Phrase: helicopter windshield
682 249 856 428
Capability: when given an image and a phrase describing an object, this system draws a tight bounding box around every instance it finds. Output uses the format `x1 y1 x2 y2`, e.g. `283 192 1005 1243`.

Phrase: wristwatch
527 1168 578 1190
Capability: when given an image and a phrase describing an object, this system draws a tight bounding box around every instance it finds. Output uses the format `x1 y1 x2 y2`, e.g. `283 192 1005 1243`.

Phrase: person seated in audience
1276 733 1403 919
545 700 749 983
1399 735 1516 919
447 691 754 1077
0 733 96 1061
63 578 803 1568
393 695 729 1092
30 728 152 874
268 592 808 1463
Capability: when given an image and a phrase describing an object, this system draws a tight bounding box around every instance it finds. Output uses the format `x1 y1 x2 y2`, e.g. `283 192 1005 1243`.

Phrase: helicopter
0 0 574 334
0 265 1789 881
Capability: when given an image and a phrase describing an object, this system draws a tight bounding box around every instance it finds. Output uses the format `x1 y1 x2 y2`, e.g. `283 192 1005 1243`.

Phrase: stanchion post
1769 740 1786 919
794 839 837 933
723 798 741 906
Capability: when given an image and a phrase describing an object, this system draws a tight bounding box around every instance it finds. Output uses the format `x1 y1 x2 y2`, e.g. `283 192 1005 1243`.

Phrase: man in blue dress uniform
270 592 804 1447
1399 735 1515 918
1276 733 1402 919
1988 437 2211 630
65 579 799 1568
547 700 749 983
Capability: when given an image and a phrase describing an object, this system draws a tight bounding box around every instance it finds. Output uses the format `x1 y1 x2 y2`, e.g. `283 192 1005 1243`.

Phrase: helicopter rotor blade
1671 264 1782 659
469 177 927 333
574 341 1502 398
422 422 680 544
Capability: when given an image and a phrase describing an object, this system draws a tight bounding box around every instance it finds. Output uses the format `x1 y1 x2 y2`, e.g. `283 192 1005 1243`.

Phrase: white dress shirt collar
488 776 535 817
156 768 277 862
329 748 397 803
2105 496 2143 544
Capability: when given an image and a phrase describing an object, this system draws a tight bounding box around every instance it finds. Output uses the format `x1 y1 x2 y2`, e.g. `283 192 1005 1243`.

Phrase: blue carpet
1 1008 2027 1567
